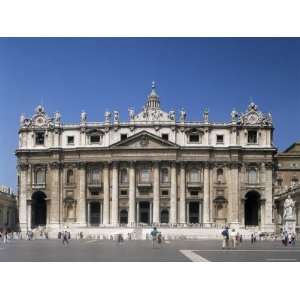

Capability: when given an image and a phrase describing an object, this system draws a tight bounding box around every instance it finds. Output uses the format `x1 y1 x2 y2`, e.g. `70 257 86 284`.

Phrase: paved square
0 239 300 262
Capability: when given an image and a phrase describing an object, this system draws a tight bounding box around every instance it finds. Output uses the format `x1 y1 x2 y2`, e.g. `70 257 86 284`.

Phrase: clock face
36 117 45 127
248 113 258 124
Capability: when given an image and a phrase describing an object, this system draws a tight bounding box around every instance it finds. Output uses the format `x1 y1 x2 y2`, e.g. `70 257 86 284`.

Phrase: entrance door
245 191 260 226
90 202 100 225
31 191 47 227
139 201 150 224
189 202 199 223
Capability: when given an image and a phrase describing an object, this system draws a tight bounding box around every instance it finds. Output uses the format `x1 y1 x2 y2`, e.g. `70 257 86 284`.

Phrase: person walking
62 231 69 246
251 233 254 244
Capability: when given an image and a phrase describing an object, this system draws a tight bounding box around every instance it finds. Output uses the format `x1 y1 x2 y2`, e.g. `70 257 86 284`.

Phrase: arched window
140 168 150 183
89 168 101 185
217 168 224 183
35 168 45 184
291 177 299 187
190 168 200 182
66 169 74 184
120 209 128 224
248 168 257 184
120 168 128 184
160 210 169 223
161 168 169 183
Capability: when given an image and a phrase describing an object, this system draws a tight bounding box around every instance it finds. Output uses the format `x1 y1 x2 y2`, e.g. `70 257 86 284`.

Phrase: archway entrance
189 201 199 224
139 201 150 224
31 191 47 227
245 191 261 226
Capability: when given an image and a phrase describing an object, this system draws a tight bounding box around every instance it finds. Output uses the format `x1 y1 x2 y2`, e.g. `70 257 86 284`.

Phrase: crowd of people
281 231 296 246
221 227 243 249
221 226 297 249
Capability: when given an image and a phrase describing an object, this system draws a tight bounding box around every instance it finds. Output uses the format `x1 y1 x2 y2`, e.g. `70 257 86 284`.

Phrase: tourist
253 232 257 243
251 233 254 244
221 226 229 249
62 231 69 245
151 227 159 248
230 229 237 249
291 233 296 246
80 232 83 239
239 234 243 243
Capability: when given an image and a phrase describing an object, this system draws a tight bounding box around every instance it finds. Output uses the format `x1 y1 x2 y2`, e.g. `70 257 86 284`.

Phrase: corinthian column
50 162 61 228
111 161 119 225
18 163 28 232
78 162 87 226
170 162 177 224
203 162 210 225
153 162 160 224
103 162 110 225
128 161 136 225
228 162 239 227
179 162 186 224
264 162 273 230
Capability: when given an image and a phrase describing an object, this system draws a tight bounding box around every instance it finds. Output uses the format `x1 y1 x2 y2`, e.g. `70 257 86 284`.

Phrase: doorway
139 201 150 224
189 201 199 223
31 191 47 227
245 191 261 226
90 202 100 225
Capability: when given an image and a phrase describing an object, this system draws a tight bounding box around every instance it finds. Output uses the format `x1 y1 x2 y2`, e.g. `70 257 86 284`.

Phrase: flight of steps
41 226 273 240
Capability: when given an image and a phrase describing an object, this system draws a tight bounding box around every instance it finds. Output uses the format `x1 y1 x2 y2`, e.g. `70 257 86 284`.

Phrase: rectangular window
161 190 169 196
120 189 128 196
67 136 74 145
190 190 199 196
90 135 100 144
216 135 224 144
35 132 45 145
189 134 199 143
248 130 257 144
162 134 169 141
90 190 100 196
121 134 127 141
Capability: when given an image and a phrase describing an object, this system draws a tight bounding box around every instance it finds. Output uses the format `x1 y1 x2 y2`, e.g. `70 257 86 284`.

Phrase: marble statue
231 109 238 123
54 111 61 123
128 108 135 121
113 111 119 123
203 108 209 123
104 111 111 123
169 110 175 121
283 195 296 220
179 108 186 122
20 113 25 127
80 111 87 123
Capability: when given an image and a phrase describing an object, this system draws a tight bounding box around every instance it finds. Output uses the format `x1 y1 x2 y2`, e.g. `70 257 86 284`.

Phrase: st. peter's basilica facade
16 83 276 234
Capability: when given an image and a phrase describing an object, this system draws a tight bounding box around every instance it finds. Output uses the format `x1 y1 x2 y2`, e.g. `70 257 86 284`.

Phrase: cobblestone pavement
0 239 299 262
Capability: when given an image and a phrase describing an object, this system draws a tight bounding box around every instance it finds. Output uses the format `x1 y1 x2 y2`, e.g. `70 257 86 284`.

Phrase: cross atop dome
146 81 160 109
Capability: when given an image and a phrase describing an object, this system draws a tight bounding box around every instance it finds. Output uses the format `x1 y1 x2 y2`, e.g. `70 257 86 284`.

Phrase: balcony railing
32 183 46 189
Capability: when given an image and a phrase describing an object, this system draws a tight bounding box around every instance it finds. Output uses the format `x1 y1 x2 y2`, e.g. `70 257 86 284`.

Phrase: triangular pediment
283 142 300 153
110 130 179 149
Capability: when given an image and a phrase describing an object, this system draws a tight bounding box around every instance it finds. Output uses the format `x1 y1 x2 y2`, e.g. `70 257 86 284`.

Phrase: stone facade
16 83 276 234
274 142 300 233
0 186 17 230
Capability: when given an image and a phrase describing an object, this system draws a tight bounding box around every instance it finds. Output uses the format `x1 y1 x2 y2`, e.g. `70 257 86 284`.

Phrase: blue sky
0 38 300 190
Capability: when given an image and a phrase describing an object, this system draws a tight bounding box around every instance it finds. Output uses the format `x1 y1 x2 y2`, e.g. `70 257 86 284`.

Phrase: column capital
77 161 87 169
264 161 274 170
110 161 119 169
49 161 63 170
17 162 29 171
